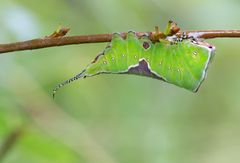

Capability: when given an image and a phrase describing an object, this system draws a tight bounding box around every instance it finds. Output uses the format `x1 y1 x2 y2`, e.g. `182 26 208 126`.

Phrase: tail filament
52 70 86 98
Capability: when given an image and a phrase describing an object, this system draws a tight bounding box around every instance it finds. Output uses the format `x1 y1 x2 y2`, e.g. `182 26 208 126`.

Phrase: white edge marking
88 58 166 81
193 42 215 92
122 58 167 81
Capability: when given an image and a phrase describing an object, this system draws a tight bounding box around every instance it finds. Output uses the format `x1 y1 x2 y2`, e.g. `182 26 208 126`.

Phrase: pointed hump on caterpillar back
126 31 137 41
112 32 122 39
127 30 137 35
111 32 124 44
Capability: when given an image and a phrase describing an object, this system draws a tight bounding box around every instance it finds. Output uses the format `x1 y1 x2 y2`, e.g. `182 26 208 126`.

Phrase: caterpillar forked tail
52 69 86 98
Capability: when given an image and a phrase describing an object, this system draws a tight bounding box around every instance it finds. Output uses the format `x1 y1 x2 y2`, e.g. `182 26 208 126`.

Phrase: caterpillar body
53 31 215 97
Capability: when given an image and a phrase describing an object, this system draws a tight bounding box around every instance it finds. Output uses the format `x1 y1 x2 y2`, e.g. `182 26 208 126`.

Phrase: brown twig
0 30 240 54
0 126 24 161
186 30 240 39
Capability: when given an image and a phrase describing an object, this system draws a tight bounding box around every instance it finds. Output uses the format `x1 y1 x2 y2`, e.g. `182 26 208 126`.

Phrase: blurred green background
0 0 240 163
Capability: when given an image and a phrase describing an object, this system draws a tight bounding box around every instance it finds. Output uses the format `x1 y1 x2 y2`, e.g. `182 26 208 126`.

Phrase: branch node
45 27 70 39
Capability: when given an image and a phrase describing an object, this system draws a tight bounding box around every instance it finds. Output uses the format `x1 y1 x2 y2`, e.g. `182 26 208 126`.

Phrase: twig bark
0 30 240 54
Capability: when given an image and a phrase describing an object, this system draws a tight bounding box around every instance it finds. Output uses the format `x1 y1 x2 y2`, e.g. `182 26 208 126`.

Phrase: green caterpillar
53 27 215 97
